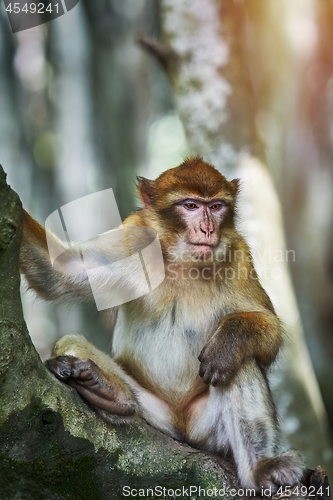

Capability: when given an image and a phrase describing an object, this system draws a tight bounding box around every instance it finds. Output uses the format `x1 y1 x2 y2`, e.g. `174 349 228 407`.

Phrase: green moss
0 454 99 500
0 389 234 499
31 401 43 416
25 399 44 427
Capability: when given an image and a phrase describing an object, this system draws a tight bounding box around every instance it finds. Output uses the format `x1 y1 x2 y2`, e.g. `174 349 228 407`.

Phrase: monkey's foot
45 356 135 416
254 450 305 493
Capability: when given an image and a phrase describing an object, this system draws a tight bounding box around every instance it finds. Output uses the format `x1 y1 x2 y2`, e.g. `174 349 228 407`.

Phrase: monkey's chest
112 306 218 403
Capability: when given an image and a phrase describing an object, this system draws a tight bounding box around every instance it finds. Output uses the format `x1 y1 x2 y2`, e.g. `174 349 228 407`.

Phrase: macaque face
175 198 229 258
137 158 238 262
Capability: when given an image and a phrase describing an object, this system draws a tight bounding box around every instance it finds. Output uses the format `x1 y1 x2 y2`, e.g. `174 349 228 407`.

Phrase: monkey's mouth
189 242 216 248
188 242 216 255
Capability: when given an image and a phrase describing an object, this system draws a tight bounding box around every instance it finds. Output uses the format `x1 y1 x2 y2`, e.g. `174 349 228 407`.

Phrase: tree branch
137 35 172 70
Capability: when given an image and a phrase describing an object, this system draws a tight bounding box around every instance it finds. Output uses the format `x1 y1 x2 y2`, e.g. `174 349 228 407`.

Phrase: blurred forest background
0 0 333 473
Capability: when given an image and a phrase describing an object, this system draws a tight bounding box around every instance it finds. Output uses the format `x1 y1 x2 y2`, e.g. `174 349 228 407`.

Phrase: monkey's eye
210 203 223 210
184 202 198 210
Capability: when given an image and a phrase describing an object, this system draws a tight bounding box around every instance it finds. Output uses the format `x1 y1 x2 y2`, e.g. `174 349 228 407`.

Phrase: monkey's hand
199 311 282 386
198 332 246 386
45 356 135 416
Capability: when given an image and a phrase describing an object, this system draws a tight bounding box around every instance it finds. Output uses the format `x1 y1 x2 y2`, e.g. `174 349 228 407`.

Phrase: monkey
19 157 305 492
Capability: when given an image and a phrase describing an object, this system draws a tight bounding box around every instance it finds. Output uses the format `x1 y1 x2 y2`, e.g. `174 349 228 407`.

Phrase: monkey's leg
46 333 177 433
45 333 137 423
186 360 305 492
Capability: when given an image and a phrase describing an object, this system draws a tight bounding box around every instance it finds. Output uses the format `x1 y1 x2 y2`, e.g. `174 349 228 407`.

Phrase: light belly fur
111 280 261 404
112 306 217 404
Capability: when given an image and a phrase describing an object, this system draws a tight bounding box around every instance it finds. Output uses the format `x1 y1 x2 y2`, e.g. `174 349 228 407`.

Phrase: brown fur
138 157 239 208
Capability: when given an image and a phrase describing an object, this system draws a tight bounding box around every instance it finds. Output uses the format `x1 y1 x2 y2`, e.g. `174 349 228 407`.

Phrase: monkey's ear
137 177 155 207
229 178 240 196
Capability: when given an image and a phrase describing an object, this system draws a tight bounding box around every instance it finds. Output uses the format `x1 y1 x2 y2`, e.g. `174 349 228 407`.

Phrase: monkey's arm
198 310 282 386
20 210 152 303
20 209 95 300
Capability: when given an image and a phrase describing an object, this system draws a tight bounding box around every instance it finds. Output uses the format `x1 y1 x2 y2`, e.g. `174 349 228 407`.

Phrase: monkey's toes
45 356 74 381
64 359 136 416
254 450 305 493
71 359 98 380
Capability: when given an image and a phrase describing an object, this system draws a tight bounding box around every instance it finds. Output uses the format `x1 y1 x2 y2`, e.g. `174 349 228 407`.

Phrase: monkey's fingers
198 346 238 386
198 362 235 386
198 332 247 386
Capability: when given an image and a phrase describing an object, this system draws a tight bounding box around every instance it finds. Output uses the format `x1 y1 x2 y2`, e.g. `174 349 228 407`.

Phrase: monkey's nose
200 224 214 236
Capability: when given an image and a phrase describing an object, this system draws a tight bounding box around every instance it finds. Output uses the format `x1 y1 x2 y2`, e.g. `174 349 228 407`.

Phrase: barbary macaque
20 157 304 491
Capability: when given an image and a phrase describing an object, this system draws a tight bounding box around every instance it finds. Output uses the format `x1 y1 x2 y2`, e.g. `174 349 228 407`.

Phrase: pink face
175 198 229 257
